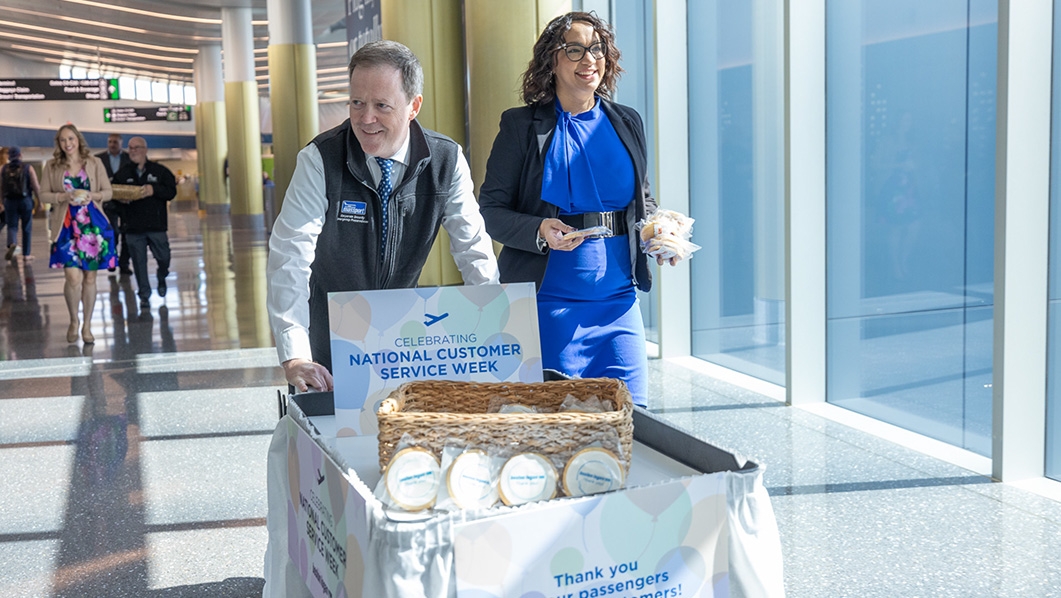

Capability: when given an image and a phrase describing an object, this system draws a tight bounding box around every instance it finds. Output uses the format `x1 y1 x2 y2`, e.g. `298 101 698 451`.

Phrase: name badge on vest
337 200 368 223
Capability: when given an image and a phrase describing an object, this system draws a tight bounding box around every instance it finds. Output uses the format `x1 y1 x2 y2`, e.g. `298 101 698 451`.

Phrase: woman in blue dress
479 12 682 407
40 124 117 344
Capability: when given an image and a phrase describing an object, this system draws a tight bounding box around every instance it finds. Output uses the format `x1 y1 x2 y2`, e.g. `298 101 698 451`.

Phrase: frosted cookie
499 453 558 506
446 450 499 509
384 447 441 511
562 447 625 497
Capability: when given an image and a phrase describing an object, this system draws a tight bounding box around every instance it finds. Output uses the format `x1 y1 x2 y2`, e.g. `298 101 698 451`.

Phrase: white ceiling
0 0 350 97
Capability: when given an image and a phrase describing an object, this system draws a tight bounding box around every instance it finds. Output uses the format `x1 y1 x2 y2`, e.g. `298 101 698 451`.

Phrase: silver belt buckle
598 211 615 237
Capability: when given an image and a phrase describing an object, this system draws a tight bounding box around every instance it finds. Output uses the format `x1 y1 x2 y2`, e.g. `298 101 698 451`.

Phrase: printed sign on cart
329 283 542 436
284 418 370 598
452 475 730 597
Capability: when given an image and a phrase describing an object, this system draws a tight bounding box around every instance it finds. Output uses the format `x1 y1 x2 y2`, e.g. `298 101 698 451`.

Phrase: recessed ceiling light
1 20 198 55
23 54 192 83
0 32 193 64
60 0 268 26
8 44 194 74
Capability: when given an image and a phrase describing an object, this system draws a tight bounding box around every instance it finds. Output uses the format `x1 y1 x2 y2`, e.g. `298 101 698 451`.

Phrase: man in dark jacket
97 133 132 274
113 137 176 310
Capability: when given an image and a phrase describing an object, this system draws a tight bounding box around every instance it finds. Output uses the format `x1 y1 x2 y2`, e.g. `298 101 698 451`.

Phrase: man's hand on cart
282 358 334 393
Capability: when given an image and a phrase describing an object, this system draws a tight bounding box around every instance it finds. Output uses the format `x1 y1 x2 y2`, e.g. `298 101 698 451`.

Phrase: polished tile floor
0 210 284 597
1 208 1060 597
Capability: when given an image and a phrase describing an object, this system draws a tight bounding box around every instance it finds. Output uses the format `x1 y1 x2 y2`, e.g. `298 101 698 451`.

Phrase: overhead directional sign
346 0 381 53
104 105 192 123
0 78 119 101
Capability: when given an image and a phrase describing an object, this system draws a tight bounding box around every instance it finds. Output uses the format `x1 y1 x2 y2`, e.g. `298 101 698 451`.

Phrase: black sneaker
157 279 167 297
140 297 150 309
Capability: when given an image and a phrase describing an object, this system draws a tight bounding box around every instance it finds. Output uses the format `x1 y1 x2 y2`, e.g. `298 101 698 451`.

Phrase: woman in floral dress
40 124 116 344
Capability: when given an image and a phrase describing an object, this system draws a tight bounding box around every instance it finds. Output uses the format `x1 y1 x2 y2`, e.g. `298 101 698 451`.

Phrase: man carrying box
112 137 177 310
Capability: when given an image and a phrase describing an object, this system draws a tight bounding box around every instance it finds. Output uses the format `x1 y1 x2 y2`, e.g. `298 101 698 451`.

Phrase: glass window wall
825 0 997 455
151 81 168 103
135 79 152 102
119 77 136 100
688 0 786 385
169 83 185 105
610 0 660 344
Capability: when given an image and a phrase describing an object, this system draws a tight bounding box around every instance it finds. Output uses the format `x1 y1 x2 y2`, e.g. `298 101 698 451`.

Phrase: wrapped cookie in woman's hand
636 208 700 264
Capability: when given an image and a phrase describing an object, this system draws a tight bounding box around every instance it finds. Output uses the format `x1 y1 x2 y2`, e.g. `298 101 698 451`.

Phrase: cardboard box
263 393 785 597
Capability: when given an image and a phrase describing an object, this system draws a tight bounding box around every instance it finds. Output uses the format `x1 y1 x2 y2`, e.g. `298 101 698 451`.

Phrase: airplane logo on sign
423 313 449 326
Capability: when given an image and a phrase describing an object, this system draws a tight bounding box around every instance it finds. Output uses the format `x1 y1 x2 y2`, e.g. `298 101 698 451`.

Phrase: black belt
558 210 627 237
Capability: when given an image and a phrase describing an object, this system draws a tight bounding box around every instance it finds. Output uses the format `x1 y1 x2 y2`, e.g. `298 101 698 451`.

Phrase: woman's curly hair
520 11 623 106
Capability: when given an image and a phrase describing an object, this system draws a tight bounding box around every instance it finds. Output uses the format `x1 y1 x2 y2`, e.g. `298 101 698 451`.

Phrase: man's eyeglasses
557 41 605 62
128 145 146 150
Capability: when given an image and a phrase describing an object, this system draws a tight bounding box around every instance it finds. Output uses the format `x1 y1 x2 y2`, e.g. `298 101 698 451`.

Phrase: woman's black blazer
478 98 657 292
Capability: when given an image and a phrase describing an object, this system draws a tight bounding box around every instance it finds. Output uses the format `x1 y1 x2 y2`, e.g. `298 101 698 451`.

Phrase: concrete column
993 0 1052 481
194 44 228 211
653 0 691 358
786 0 827 406
463 0 569 286
382 0 469 286
222 7 265 229
465 0 569 195
267 0 319 218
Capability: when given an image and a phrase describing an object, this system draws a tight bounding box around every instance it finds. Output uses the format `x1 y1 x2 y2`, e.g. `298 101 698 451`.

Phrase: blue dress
537 98 648 406
49 170 117 271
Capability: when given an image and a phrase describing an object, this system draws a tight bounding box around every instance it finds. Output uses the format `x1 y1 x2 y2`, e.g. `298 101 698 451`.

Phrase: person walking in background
1 146 41 263
97 133 132 275
113 137 176 310
478 12 684 407
97 134 130 180
0 147 8 240
40 124 117 344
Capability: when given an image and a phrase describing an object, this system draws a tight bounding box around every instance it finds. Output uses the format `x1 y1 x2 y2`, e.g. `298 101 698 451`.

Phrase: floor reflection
230 229 269 349
54 359 143 598
0 213 274 360
1 261 50 361
0 211 284 597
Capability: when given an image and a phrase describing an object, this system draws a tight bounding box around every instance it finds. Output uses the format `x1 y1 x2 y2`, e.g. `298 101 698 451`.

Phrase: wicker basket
111 184 141 201
376 378 634 475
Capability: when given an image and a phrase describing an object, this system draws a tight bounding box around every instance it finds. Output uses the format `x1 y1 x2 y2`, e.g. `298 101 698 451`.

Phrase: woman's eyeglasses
557 42 605 62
